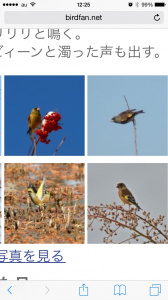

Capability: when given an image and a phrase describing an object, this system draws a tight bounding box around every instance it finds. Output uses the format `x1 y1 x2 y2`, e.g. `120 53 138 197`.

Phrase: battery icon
155 2 166 6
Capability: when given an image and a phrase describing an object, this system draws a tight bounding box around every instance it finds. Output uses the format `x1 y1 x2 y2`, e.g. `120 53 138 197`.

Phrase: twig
123 95 138 156
123 95 130 110
88 213 157 244
101 204 168 240
88 204 168 244
118 235 141 244
31 138 39 156
34 136 37 156
53 136 66 156
133 119 138 155
27 139 34 156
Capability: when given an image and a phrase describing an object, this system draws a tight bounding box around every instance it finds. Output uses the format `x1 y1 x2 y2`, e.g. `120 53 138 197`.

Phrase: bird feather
36 177 46 201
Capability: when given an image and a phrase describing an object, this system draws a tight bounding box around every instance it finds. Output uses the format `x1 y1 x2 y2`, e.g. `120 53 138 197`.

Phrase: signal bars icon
30 2 36 6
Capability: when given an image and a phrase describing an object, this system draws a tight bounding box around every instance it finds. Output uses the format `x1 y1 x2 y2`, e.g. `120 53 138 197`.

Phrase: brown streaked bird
116 182 142 210
111 109 145 124
27 107 42 139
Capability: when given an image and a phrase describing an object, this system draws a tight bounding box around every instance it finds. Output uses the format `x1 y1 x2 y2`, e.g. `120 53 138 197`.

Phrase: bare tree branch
88 204 168 244
31 138 39 156
53 136 66 156
123 95 138 156
133 119 138 155
123 95 130 110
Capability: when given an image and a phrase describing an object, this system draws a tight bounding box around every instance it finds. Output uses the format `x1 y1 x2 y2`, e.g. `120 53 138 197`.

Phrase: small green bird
27 107 42 139
116 182 142 210
111 109 144 124
28 177 50 206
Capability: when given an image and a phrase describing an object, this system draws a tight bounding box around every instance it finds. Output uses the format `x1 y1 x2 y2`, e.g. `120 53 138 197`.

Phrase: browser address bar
4 11 164 24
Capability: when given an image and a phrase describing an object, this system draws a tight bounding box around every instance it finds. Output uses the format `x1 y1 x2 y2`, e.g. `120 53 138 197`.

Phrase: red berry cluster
35 112 62 144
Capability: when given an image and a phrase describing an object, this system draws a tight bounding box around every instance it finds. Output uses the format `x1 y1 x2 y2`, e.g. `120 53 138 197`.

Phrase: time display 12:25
77 2 90 7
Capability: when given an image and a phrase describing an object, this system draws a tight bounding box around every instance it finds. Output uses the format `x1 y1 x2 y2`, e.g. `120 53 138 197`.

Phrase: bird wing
36 177 46 201
27 114 31 125
42 192 50 203
27 112 41 129
119 109 136 115
121 188 133 198
119 111 134 122
122 189 139 207
125 195 137 206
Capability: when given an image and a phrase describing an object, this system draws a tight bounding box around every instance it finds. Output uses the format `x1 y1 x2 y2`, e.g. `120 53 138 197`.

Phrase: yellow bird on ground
27 107 42 139
28 177 50 206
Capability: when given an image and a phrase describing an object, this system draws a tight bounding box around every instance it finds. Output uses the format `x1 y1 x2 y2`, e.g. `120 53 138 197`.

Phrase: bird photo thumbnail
5 163 85 244
5 76 85 156
88 163 168 244
88 76 167 156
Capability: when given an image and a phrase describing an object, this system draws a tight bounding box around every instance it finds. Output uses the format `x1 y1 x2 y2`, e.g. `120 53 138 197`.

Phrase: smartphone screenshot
0 0 167 299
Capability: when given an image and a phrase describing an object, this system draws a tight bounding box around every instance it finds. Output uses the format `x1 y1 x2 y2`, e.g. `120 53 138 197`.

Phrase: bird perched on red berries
116 182 142 210
111 109 144 124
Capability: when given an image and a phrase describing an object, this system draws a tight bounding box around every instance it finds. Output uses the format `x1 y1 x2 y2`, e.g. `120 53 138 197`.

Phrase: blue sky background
5 76 85 156
88 76 167 156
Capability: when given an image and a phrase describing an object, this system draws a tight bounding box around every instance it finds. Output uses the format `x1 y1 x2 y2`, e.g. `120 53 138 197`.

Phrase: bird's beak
111 119 114 122
37 107 40 111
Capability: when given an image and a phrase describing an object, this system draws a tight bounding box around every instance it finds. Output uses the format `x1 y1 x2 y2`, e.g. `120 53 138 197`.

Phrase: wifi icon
30 2 36 6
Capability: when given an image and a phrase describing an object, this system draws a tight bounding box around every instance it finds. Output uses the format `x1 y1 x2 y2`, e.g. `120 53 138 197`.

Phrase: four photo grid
0 75 168 245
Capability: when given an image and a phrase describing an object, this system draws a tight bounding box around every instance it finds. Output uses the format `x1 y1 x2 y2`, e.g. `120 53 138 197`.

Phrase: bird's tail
134 110 145 116
27 127 34 139
137 204 142 210
27 128 31 135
